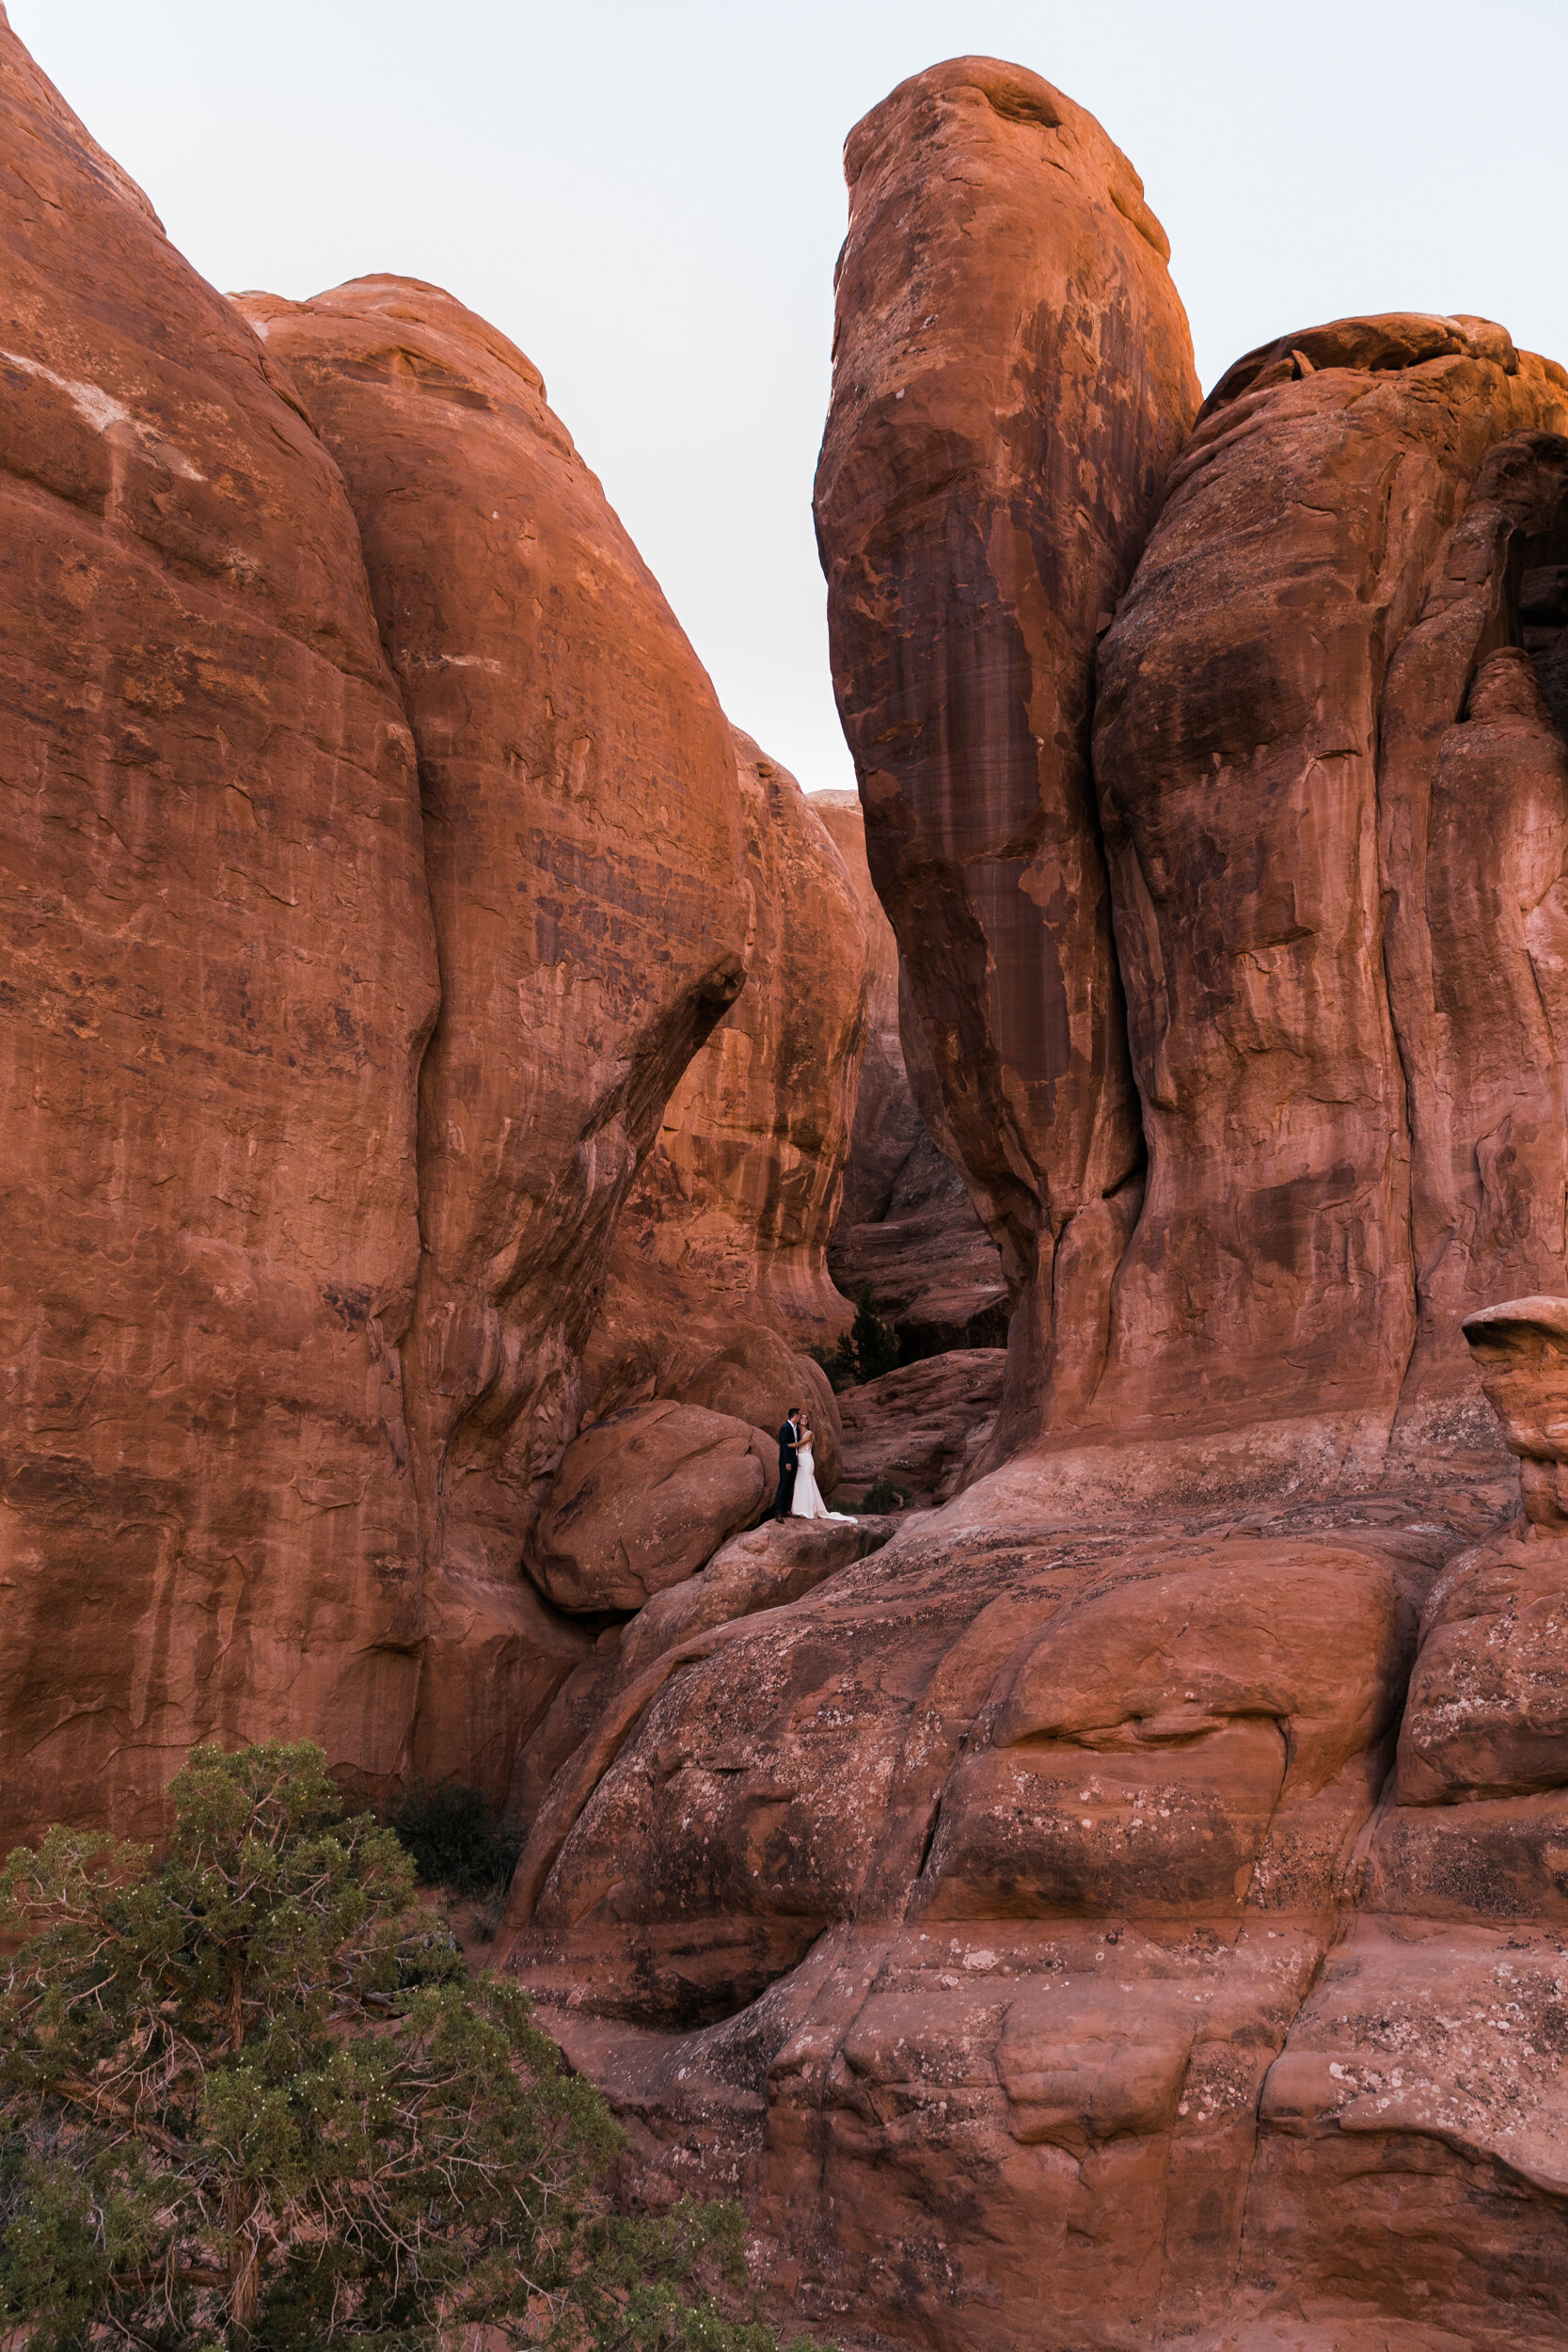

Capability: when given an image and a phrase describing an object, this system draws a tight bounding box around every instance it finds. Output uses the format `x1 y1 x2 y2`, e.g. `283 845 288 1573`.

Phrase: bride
790 1422 855 1521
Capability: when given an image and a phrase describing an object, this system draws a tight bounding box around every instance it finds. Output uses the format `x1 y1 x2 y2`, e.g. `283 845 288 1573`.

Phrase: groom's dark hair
790 1406 800 1416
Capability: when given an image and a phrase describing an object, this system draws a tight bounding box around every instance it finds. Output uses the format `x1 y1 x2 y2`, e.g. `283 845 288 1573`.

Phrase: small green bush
849 1289 900 1385
860 1477 914 1513
805 1338 852 1394
0 1740 832 2351
388 1773 521 1897
814 1291 900 1390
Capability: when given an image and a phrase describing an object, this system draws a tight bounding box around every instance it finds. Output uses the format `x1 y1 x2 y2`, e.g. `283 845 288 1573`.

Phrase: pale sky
14 0 1568 793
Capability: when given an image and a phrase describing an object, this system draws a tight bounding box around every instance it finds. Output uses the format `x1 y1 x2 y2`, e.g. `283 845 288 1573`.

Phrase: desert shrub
812 1293 899 1391
848 1290 900 1385
805 1338 858 1394
388 1772 521 1898
859 1477 913 1513
0 1740 830 2351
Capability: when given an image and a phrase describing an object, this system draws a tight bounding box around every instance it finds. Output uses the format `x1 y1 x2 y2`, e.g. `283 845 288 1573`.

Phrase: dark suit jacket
776 1420 800 1478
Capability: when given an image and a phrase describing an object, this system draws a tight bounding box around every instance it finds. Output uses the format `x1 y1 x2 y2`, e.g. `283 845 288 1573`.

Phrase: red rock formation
815 56 1199 1449
0 12 439 1846
525 1401 779 1613
813 787 1006 1354
0 8 763 1844
497 1505 1489 2337
236 278 752 1791
836 1350 1005 1508
1085 320 1568 1508
500 63 1568 2352
578 731 870 1490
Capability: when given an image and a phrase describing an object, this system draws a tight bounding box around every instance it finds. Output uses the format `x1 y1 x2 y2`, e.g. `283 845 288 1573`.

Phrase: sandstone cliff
0 13 756 1844
576 730 871 1493
233 277 753 1794
1088 316 1568 1509
0 15 436 1846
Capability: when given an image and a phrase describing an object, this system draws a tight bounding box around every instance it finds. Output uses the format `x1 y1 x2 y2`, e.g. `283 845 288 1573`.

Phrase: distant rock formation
835 1348 1006 1509
813 788 1006 1355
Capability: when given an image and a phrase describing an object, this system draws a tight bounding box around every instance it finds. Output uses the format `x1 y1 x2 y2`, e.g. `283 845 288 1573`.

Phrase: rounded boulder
526 1400 777 1613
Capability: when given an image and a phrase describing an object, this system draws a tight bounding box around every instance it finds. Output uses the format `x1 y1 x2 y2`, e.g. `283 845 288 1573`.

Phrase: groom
772 1407 801 1519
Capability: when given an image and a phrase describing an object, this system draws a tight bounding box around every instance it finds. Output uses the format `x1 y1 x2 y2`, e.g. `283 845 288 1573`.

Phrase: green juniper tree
0 1741 825 2351
847 1290 900 1385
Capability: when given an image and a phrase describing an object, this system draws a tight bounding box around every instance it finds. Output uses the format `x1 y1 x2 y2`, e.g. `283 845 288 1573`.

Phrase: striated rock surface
237 277 752 1789
578 731 870 1492
815 55 1199 1448
0 13 440 1845
814 788 1006 1355
1085 319 1568 1508
502 1515 894 1837
498 1296 1568 2348
837 1350 1006 1508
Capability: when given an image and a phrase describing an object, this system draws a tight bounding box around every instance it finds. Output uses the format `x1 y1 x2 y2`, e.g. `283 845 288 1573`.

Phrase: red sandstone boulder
815 56 1198 1450
1397 1537 1568 1803
674 1328 843 1496
235 278 752 1788
503 1515 895 1838
609 1514 894 1687
837 1348 1005 1507
524 1400 777 1613
0 14 440 1845
1392 1296 1568 1797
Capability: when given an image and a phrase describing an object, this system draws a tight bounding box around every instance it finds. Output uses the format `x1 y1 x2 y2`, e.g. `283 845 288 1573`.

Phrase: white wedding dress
790 1442 853 1521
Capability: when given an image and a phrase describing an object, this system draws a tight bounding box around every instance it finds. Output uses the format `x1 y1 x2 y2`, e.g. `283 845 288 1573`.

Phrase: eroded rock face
815 56 1199 1445
0 16 439 1844
578 734 868 1490
813 788 1006 1355
1086 322 1568 1505
501 56 1568 2339
500 1503 1544 2344
0 0 771 1843
498 1294 1568 2347
235 278 752 1783
836 1349 1006 1508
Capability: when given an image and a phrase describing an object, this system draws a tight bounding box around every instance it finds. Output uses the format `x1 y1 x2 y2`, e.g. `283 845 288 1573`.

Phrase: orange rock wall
237 278 752 1791
813 787 1006 1353
0 23 754 1838
0 15 437 1844
579 733 871 1470
1090 322 1568 1503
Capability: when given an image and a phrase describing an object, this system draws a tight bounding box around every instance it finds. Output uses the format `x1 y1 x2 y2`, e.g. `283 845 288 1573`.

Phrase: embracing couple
772 1406 854 1522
